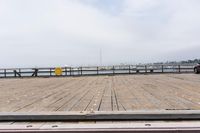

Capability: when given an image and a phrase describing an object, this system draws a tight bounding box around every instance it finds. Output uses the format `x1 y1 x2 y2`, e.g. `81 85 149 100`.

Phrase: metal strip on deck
1 122 200 132
1 110 200 121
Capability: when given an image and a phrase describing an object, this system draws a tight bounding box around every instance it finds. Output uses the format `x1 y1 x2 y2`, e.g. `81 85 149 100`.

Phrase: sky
0 0 200 68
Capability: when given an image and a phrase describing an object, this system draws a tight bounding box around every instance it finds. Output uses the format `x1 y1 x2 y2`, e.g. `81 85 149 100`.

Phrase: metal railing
0 64 196 78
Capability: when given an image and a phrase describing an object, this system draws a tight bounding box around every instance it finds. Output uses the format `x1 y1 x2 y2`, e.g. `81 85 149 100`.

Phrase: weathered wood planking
0 74 200 112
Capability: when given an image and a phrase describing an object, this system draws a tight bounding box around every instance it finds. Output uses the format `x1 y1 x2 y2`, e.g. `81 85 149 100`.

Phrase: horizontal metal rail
0 64 196 78
1 123 200 133
1 110 200 121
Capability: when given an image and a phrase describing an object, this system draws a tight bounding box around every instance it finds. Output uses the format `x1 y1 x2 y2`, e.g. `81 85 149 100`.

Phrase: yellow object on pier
55 67 63 76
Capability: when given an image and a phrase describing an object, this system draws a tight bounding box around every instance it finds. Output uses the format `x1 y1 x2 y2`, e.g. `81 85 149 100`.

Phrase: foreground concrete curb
0 110 200 121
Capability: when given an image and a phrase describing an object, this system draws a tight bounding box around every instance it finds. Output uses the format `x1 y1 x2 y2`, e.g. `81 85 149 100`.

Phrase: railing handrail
0 63 197 70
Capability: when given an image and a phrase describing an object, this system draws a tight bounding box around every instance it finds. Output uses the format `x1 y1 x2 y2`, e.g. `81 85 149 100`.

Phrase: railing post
136 65 139 73
145 65 147 73
14 70 21 77
19 69 21 76
50 68 52 76
178 65 181 73
14 70 16 77
31 69 38 77
113 66 115 75
80 67 82 76
65 67 67 76
4 69 6 78
36 69 38 77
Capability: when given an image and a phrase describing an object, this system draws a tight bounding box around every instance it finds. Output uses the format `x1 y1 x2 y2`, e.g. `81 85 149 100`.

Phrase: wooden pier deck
0 74 200 112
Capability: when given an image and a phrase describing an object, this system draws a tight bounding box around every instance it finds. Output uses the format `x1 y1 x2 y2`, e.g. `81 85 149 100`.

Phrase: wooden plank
54 77 97 111
85 76 108 112
70 77 102 111
98 77 112 111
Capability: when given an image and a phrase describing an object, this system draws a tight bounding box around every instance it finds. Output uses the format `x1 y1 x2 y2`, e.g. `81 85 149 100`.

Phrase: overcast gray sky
0 0 200 68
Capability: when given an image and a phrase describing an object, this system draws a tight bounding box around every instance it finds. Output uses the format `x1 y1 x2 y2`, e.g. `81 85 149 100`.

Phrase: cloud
0 0 200 67
118 0 200 52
